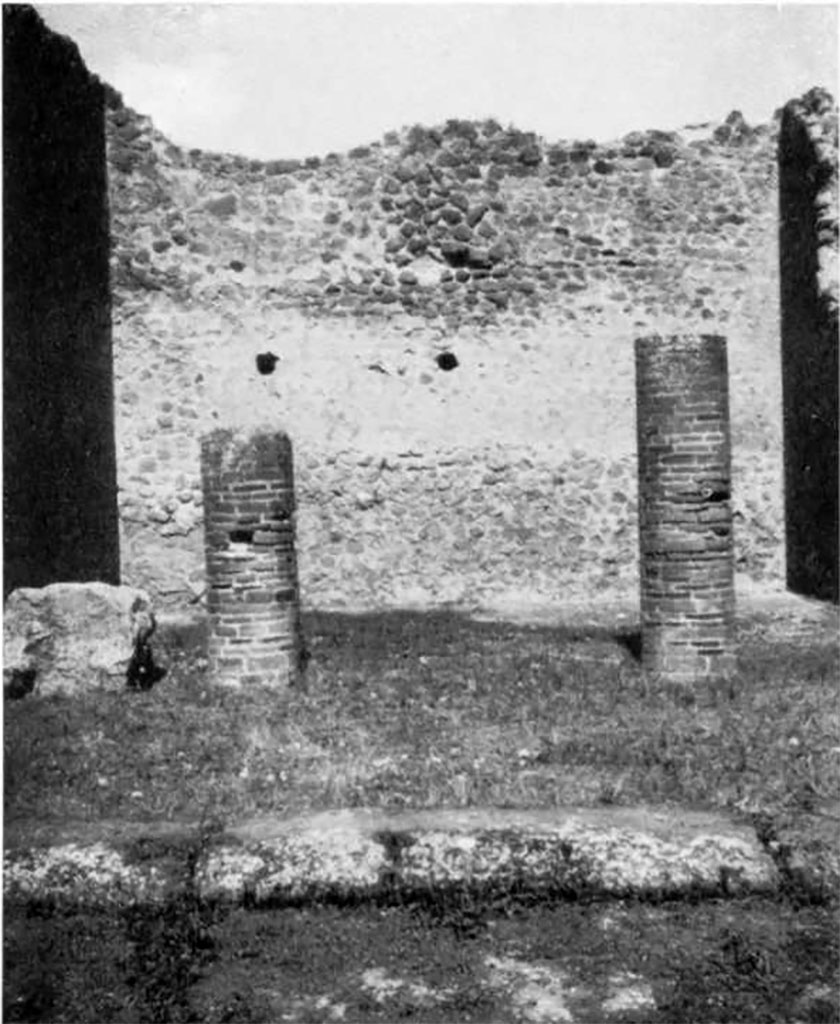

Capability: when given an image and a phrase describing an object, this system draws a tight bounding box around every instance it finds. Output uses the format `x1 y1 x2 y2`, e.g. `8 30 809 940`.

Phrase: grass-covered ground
5 608 838 830
5 892 839 1023
4 605 838 1023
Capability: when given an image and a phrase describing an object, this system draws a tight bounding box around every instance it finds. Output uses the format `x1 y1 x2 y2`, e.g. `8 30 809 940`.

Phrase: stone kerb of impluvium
634 334 736 691
200 425 304 690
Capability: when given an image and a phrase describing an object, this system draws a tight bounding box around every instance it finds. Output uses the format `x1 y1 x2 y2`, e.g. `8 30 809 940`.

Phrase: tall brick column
200 427 303 689
635 335 736 688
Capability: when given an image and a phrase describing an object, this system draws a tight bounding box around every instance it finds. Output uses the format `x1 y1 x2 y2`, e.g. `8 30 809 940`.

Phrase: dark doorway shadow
778 92 839 603
3 6 120 595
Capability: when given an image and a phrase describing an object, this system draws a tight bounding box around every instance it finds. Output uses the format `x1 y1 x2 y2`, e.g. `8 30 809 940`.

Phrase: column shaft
200 428 303 689
635 334 736 687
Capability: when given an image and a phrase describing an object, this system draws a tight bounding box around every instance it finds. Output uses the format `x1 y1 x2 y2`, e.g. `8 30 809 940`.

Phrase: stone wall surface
779 87 839 602
99 87 829 610
3 6 119 595
3 583 154 697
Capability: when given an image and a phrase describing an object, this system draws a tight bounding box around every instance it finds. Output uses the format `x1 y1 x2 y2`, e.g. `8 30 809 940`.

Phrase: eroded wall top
106 99 779 333
780 86 838 316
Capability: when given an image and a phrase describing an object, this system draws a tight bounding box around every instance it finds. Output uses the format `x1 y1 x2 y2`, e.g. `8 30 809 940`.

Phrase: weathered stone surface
95 71 828 609
3 806 784 908
3 582 155 697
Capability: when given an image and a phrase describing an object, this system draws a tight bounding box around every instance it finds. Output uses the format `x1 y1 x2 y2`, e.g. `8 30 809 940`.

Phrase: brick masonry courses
103 93 829 611
200 428 303 688
635 335 736 687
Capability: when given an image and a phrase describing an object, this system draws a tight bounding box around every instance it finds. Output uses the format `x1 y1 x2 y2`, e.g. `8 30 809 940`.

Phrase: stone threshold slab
4 806 782 906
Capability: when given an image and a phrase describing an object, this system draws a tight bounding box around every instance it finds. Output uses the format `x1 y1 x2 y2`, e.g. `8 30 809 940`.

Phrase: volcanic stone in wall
3 5 120 595
778 88 839 602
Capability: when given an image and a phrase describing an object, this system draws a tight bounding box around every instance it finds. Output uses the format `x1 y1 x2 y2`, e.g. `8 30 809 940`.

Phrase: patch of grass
10 893 832 1023
4 821 226 1023
3 903 131 1023
5 610 839 829
658 898 840 1023
121 891 221 1023
3 893 224 1024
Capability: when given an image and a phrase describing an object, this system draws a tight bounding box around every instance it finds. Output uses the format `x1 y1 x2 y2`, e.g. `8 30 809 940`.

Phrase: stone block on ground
3 582 156 697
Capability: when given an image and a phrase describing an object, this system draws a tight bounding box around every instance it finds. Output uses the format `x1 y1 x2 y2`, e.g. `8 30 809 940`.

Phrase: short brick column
200 427 303 689
635 335 736 688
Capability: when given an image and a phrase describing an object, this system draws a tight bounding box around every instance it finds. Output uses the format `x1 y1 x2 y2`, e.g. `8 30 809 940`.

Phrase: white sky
36 3 839 160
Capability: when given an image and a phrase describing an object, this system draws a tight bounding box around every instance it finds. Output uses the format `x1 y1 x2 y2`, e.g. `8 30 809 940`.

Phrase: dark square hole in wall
441 246 470 268
229 529 254 544
615 628 642 662
436 352 458 371
256 352 279 375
